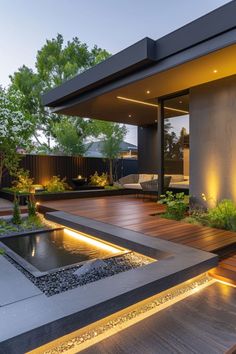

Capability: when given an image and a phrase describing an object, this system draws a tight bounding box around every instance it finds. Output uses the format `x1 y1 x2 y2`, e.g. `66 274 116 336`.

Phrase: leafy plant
21 215 44 230
12 196 21 225
0 248 5 255
206 199 236 230
89 172 108 187
45 176 69 192
13 170 34 193
158 191 189 220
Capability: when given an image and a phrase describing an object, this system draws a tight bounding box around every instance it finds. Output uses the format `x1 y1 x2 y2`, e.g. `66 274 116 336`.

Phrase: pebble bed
43 274 213 354
5 252 152 297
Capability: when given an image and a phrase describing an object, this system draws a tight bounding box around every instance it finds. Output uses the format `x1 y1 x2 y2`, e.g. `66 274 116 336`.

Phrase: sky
0 0 231 144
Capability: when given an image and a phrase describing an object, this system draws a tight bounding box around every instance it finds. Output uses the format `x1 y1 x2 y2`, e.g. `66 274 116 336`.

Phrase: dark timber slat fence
1 155 139 188
1 154 183 188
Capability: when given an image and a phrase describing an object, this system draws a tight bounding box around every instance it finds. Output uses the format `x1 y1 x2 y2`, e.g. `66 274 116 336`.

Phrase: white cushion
123 183 142 190
138 174 154 183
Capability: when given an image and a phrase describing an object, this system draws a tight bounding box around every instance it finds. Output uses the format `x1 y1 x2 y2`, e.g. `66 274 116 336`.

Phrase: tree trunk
109 159 113 185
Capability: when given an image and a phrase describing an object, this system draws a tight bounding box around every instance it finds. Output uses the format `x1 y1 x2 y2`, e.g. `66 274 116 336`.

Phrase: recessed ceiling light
179 100 183 104
213 69 218 73
155 119 157 123
146 90 150 94
128 114 132 118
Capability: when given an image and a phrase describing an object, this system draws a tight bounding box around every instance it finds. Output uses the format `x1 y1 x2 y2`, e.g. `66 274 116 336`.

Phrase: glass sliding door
163 93 189 192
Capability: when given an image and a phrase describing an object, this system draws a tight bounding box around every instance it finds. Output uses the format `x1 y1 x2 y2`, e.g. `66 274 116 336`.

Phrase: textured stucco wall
190 74 236 206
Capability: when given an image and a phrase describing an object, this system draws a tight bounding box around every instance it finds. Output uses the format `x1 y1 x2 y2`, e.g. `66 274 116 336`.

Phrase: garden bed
0 188 135 205
0 214 57 238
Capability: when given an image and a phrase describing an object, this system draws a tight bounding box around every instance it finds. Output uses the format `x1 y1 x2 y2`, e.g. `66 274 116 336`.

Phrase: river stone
74 259 106 277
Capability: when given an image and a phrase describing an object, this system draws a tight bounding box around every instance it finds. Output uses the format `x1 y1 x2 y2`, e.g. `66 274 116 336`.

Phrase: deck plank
81 282 236 354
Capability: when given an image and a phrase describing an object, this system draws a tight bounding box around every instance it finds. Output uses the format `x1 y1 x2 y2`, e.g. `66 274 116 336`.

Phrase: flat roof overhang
42 1 236 126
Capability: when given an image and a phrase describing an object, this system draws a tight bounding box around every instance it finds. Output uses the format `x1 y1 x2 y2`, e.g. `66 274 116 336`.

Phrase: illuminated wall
190 74 236 207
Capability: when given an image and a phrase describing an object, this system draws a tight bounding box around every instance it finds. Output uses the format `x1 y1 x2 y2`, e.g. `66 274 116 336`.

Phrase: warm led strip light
117 96 189 114
29 274 215 354
64 228 122 254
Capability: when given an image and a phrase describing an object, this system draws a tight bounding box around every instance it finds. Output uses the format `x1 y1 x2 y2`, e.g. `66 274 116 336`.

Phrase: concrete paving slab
0 256 42 306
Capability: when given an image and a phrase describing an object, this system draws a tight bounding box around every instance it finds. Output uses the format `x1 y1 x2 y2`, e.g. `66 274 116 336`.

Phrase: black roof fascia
42 0 236 108
51 27 236 114
42 37 157 106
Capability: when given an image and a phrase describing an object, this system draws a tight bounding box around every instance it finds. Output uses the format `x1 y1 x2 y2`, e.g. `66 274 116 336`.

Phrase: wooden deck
41 195 236 283
210 254 236 285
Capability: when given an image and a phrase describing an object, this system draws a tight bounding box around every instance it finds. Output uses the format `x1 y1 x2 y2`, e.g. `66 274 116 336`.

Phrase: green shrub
158 191 189 221
45 176 69 193
12 196 21 225
89 172 108 187
13 170 34 193
207 199 236 230
21 215 43 229
182 216 202 226
0 248 5 255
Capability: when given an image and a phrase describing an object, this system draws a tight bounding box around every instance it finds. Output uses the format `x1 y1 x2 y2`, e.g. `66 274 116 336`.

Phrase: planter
0 188 135 205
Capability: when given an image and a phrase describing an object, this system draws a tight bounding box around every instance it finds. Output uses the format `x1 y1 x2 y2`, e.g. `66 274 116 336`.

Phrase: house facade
42 1 236 206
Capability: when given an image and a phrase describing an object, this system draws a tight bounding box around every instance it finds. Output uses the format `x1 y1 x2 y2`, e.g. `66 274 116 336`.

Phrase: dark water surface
2 229 119 271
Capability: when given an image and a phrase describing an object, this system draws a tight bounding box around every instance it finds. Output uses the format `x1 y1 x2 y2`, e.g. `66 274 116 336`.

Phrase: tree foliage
9 34 110 150
164 120 188 161
52 117 93 156
0 87 33 185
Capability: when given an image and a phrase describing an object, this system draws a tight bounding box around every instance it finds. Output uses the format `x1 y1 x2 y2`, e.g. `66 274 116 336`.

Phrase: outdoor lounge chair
140 176 171 194
117 174 157 190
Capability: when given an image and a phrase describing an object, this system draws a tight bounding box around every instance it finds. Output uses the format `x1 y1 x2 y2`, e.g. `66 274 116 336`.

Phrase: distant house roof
84 141 137 158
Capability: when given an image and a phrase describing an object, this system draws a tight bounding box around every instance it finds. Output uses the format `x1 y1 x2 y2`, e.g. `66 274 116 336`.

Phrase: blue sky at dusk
0 0 230 143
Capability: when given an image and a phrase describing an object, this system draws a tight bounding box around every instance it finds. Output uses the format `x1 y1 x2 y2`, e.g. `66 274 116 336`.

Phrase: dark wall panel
138 124 183 174
138 124 158 173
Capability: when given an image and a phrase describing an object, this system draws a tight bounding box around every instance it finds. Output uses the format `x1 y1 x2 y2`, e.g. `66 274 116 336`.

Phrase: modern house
42 1 236 206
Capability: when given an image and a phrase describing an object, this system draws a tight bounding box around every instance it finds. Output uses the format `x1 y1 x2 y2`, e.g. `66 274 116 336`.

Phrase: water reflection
2 229 119 272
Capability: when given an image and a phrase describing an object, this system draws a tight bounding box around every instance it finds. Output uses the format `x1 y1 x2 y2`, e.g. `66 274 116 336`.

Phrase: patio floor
41 195 236 285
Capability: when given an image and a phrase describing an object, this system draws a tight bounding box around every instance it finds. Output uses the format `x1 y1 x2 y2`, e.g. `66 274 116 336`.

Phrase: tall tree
9 34 110 149
0 87 33 186
92 121 127 184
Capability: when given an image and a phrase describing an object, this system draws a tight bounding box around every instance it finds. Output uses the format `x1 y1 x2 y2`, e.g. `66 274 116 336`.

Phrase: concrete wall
190 74 236 206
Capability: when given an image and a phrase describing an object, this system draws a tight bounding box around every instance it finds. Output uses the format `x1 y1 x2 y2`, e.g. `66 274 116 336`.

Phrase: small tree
92 121 127 185
27 193 37 218
0 87 33 186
